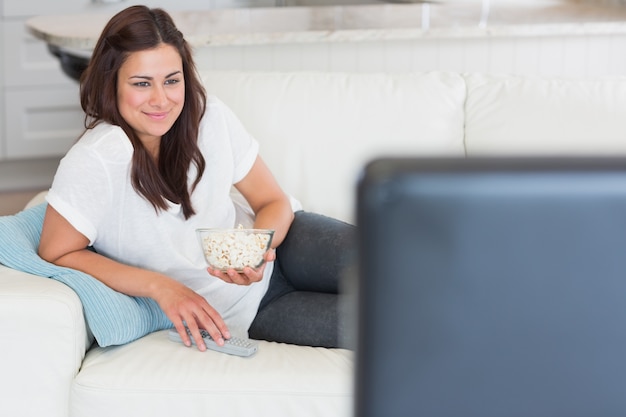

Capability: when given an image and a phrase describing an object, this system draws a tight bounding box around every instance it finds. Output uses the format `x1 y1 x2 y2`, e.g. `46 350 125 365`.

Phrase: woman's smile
144 111 169 120
117 44 185 150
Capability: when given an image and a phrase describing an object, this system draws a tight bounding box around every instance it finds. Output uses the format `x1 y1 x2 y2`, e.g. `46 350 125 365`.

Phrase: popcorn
198 225 273 271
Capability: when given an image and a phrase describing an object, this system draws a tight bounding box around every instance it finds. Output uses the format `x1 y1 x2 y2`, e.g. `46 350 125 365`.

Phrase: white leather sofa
2 70 626 417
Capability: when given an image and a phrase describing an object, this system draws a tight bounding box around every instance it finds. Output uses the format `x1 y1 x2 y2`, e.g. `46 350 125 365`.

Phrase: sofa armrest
0 264 92 417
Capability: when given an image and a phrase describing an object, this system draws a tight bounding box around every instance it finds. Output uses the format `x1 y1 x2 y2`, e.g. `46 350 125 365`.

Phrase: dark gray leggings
248 211 356 348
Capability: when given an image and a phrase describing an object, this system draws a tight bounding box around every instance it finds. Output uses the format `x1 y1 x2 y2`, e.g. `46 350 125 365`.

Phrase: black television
355 157 626 417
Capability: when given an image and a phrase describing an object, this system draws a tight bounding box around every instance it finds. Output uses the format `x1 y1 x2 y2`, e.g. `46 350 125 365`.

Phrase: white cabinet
1 1 86 164
0 0 90 191
2 18 84 159
4 87 84 158
2 20 75 87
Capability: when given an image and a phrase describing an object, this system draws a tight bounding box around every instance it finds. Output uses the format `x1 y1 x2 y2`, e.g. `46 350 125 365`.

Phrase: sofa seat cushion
71 330 353 417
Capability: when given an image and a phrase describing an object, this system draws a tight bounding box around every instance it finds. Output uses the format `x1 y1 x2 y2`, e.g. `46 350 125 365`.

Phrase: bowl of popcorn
196 226 275 272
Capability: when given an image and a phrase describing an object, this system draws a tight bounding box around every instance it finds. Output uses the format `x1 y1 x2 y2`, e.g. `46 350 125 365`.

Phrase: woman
38 5 354 350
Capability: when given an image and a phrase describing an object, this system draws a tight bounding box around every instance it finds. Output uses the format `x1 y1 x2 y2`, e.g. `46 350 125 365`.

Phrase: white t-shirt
47 97 272 337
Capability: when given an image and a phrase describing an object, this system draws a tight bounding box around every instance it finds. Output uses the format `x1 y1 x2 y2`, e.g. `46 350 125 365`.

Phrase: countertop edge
26 3 626 51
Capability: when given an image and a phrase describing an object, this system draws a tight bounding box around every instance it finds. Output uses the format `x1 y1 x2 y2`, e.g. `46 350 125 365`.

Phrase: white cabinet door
2 20 74 88
2 18 82 161
4 86 84 159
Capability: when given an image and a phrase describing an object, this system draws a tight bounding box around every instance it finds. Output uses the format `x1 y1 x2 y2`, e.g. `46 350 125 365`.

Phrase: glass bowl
196 228 274 272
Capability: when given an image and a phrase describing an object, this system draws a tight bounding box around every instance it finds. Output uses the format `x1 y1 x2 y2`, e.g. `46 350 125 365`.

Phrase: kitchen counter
26 1 626 55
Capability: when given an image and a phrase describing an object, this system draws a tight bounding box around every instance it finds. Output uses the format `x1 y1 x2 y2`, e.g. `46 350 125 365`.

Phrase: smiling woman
37 5 356 352
78 6 207 218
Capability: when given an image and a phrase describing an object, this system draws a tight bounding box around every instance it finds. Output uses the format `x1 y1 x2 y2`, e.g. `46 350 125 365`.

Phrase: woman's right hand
39 205 230 351
152 278 231 351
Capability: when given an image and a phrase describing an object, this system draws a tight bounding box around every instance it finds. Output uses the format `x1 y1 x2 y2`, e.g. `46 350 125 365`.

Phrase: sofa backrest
464 74 626 156
200 70 626 223
200 71 467 223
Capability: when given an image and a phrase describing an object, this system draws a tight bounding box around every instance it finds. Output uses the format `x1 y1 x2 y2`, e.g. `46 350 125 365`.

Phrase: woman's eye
133 81 150 87
165 78 181 86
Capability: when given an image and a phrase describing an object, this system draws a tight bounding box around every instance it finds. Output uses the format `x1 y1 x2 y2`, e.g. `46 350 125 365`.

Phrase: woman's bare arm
209 156 294 286
235 156 294 247
38 205 229 350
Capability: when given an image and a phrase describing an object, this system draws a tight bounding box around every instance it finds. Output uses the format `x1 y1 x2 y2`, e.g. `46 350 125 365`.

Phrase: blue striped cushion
0 203 172 346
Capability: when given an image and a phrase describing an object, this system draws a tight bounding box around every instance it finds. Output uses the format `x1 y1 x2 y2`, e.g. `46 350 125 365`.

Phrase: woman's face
117 43 185 152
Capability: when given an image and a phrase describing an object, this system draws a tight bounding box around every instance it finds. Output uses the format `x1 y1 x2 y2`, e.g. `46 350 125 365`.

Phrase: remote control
168 328 258 357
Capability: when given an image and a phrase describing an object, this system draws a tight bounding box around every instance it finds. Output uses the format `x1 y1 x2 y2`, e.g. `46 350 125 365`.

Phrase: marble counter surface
26 1 626 54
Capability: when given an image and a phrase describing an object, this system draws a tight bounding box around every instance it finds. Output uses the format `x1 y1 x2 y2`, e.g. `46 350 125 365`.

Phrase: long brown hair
80 5 206 219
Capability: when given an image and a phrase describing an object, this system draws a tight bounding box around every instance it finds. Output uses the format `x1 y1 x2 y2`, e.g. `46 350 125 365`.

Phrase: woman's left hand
207 249 276 285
